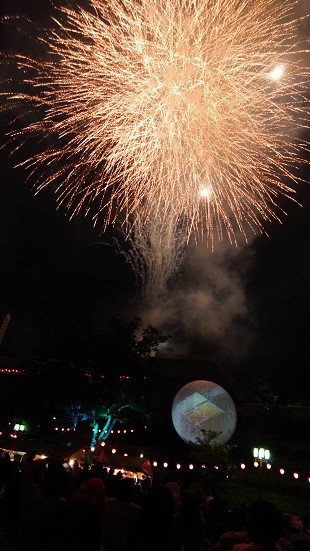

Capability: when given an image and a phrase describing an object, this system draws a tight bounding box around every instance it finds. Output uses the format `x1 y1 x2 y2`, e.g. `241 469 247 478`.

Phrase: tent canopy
95 450 153 478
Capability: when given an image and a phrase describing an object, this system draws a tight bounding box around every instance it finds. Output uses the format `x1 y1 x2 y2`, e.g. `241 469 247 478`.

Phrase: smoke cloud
140 238 257 365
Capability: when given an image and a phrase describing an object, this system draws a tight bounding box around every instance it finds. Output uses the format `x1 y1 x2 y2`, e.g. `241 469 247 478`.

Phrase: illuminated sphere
171 380 237 445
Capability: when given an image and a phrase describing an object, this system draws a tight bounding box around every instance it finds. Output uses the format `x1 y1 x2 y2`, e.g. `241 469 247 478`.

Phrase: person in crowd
231 500 293 551
126 484 183 551
211 501 252 551
283 513 310 551
18 463 104 551
18 451 47 543
165 480 182 514
0 452 22 543
176 491 209 551
58 496 104 551
17 460 68 550
72 476 106 521
102 476 141 551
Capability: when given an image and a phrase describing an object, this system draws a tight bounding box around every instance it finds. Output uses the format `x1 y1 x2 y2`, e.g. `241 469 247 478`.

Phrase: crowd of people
0 449 309 551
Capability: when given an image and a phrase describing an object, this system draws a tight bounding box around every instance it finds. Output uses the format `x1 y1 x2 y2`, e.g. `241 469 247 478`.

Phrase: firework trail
1 0 309 296
120 209 187 301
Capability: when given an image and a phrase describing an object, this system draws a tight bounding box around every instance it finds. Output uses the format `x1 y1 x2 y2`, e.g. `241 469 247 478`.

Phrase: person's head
116 476 136 500
247 500 284 546
284 513 305 536
73 477 106 509
142 485 175 523
42 462 69 497
165 481 182 511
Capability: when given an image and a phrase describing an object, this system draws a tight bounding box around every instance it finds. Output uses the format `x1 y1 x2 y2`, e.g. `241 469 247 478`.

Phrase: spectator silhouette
177 491 209 551
232 500 292 551
72 476 106 514
17 460 67 550
102 477 141 551
0 452 21 541
17 465 103 551
284 513 310 551
211 499 251 551
126 484 182 551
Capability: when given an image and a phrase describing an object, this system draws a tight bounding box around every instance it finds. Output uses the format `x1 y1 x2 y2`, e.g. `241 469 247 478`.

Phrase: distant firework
1 0 309 247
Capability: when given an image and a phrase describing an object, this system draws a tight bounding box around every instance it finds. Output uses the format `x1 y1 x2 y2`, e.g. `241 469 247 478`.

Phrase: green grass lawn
223 473 310 518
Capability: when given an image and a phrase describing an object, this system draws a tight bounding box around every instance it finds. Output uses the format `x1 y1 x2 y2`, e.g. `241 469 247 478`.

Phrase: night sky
0 0 309 398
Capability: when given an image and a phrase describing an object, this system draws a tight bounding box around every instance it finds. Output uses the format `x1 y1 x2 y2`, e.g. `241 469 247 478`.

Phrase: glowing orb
269 64 285 81
199 186 213 200
171 380 237 445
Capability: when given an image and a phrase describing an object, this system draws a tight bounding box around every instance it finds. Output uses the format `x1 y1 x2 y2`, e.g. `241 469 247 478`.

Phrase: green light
13 422 26 432
253 447 270 460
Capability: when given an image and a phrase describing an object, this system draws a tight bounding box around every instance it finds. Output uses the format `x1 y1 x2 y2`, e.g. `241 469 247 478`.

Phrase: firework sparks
121 209 187 301
2 0 309 247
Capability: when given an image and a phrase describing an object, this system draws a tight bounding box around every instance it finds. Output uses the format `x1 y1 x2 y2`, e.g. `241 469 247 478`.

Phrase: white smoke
140 237 257 364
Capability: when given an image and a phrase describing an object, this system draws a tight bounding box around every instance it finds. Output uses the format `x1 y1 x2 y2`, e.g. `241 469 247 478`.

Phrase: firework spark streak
122 209 187 301
1 0 309 250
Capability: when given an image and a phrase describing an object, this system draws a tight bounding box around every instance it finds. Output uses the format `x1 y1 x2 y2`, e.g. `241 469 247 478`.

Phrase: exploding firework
1 1 309 255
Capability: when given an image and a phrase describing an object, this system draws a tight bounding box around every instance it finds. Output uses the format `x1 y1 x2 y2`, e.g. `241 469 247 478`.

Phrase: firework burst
2 0 309 246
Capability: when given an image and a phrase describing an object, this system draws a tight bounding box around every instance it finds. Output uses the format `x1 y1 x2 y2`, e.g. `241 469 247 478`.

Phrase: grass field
223 473 310 519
